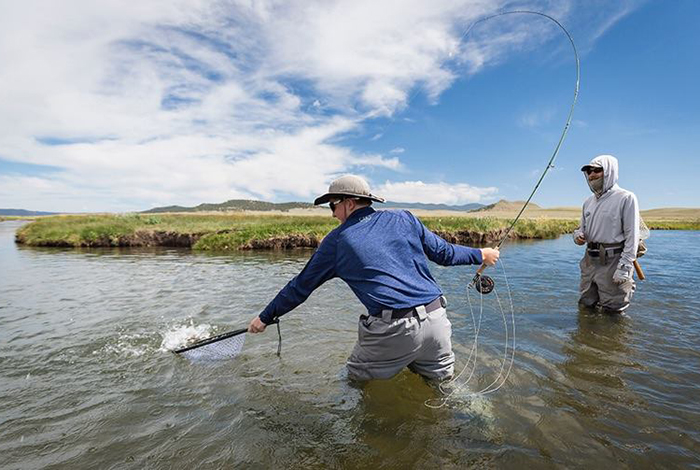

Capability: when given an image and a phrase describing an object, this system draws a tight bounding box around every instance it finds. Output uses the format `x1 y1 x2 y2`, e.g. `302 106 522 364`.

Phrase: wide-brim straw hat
314 175 385 205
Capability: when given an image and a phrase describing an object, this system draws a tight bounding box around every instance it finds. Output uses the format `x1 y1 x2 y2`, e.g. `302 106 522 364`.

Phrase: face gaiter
588 176 604 196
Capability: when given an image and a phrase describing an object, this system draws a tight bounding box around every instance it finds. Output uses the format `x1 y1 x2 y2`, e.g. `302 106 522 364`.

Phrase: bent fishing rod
427 11 580 408
467 10 580 294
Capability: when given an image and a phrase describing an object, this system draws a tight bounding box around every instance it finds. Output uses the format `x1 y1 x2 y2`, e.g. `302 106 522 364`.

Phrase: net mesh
637 217 650 258
640 218 650 240
179 333 246 362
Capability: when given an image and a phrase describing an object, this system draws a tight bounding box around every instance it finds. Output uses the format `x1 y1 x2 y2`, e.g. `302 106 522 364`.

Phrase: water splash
159 321 213 352
100 332 152 357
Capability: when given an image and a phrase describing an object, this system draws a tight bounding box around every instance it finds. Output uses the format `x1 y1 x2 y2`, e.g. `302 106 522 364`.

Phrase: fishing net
175 328 247 361
638 218 650 258
173 322 282 362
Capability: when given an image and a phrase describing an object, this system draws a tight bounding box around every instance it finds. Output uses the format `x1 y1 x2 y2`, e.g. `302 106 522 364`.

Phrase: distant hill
0 208 58 216
473 199 541 212
143 199 487 213
383 201 485 212
142 199 314 213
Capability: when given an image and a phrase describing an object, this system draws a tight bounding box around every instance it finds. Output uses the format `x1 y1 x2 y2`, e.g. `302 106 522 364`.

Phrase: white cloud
518 107 556 128
0 0 641 211
377 180 498 205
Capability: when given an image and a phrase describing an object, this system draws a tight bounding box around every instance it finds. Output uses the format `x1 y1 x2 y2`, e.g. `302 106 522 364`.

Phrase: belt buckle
390 307 413 320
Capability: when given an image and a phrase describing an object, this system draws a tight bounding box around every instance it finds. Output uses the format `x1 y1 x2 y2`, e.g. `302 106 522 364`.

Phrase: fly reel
469 273 495 294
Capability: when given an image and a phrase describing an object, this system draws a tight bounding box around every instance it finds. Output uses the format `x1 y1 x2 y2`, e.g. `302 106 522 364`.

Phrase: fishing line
426 258 515 407
425 9 580 408
479 258 516 395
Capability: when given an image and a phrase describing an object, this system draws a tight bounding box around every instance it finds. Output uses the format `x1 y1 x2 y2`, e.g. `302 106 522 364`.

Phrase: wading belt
373 295 447 321
587 242 624 264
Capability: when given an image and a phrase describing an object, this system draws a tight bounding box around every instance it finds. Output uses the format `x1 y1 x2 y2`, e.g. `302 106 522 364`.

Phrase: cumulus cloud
0 0 639 211
377 180 498 205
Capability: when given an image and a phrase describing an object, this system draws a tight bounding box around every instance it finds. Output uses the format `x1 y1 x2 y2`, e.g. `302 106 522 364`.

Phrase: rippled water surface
1 220 699 468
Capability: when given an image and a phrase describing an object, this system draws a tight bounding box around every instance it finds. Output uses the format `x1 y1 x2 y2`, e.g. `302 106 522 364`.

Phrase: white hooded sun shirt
574 155 640 268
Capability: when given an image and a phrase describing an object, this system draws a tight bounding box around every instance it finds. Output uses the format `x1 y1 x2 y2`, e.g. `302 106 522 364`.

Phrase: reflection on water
1 220 699 468
563 311 635 394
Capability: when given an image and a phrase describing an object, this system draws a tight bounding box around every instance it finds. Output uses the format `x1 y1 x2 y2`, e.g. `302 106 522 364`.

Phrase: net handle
633 260 646 281
173 327 247 354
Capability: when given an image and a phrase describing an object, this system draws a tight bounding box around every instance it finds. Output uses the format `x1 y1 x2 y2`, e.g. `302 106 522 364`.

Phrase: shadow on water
215 369 500 469
558 309 639 412
542 309 658 465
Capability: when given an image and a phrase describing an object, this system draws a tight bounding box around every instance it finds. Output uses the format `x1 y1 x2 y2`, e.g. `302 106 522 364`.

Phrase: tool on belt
586 241 623 264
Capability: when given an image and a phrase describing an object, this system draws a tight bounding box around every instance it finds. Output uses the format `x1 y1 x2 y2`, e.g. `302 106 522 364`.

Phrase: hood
582 154 618 196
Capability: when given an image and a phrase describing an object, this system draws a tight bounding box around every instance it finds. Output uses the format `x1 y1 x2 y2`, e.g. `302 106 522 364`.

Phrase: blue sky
0 0 697 212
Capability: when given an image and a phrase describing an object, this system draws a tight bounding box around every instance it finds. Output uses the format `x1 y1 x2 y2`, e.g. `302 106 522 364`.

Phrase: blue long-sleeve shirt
259 206 483 324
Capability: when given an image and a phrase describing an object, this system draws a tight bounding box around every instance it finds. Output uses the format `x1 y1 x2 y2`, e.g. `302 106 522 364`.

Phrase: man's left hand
612 265 632 284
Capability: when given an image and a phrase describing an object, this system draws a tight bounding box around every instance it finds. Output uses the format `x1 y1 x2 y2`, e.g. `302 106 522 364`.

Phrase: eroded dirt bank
15 230 204 248
15 228 531 249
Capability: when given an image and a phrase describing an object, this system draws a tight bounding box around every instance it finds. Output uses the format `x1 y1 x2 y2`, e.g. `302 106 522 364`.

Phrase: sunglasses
585 167 603 175
329 197 360 212
329 199 343 212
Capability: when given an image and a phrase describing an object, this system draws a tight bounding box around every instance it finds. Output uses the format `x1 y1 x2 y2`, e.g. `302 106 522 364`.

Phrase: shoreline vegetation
12 211 700 250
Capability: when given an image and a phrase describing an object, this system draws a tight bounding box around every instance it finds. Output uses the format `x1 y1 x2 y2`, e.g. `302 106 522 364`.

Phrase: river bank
12 213 699 250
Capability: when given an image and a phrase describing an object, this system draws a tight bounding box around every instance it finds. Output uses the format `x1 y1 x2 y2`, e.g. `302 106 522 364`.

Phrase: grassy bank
14 214 337 250
13 212 700 250
644 220 700 230
1 216 38 222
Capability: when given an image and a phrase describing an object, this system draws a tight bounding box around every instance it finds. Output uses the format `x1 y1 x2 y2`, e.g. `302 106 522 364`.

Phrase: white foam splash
102 332 151 357
159 322 213 352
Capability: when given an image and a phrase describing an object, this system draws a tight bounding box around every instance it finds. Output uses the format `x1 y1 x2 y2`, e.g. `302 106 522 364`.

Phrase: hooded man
574 155 640 313
248 175 500 381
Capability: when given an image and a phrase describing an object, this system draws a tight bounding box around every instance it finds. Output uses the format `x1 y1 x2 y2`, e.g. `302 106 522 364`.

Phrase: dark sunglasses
585 167 603 174
329 199 343 212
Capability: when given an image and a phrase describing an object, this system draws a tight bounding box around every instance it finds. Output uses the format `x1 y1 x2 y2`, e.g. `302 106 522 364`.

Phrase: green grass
13 213 699 250
645 220 700 230
15 213 339 249
1 216 38 222
16 214 139 246
194 218 338 250
422 217 580 239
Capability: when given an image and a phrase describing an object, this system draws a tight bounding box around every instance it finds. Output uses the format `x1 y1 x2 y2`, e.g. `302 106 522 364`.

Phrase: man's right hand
574 235 586 245
248 316 267 333
481 247 500 266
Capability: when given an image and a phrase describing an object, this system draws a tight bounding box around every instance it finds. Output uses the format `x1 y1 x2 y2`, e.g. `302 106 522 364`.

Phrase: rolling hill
142 199 486 213
0 208 59 216
473 200 542 212
142 199 315 213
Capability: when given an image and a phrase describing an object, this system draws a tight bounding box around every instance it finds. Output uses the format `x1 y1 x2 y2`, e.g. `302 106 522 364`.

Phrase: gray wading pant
346 301 454 381
579 251 635 312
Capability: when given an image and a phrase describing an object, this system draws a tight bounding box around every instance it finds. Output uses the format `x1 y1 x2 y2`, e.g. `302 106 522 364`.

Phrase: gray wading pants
346 300 454 381
579 251 635 312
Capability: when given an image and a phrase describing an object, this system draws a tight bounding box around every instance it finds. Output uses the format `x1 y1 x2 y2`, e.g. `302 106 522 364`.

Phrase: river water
1 220 698 469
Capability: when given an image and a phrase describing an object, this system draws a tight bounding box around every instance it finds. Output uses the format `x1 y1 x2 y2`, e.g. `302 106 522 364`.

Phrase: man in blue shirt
248 175 499 381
